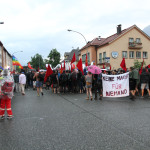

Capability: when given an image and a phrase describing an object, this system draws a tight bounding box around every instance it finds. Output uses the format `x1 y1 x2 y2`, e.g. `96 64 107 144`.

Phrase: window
129 38 134 43
143 52 148 58
129 51 134 58
136 51 141 59
82 53 90 63
103 52 106 62
136 38 141 43
122 51 127 58
99 53 102 63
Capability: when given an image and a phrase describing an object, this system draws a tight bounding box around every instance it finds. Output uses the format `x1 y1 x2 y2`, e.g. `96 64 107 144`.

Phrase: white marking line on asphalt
74 99 78 101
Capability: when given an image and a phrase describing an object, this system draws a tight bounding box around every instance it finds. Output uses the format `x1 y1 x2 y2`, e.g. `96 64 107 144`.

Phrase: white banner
102 72 129 97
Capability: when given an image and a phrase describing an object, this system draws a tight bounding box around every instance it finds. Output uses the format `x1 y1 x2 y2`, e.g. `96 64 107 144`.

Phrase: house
0 41 13 70
79 24 150 69
64 47 79 63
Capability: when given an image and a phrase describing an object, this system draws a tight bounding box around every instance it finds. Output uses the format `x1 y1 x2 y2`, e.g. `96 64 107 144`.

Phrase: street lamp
67 29 89 65
12 50 23 56
67 29 87 44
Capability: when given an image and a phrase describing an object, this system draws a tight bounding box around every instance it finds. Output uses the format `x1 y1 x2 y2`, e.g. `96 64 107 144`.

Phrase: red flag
64 60 65 71
103 64 106 73
44 64 53 82
85 53 88 66
103 64 105 69
60 64 63 74
28 62 34 69
120 58 127 72
71 52 76 64
139 59 144 75
110 65 111 70
76 58 83 75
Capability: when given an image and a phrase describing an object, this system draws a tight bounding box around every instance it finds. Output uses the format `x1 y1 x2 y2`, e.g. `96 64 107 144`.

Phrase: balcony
129 42 142 49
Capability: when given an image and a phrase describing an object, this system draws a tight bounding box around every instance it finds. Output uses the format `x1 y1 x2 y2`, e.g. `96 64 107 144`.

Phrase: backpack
1 81 13 93
38 73 44 81
61 74 67 82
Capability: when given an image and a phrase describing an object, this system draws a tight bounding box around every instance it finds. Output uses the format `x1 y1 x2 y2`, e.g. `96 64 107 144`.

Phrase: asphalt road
0 89 150 150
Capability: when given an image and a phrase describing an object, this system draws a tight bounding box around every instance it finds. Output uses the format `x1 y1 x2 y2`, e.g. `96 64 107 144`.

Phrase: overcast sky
0 0 150 66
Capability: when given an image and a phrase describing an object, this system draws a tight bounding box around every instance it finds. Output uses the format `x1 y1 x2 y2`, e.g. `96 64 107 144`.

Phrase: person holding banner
85 71 93 100
129 67 136 100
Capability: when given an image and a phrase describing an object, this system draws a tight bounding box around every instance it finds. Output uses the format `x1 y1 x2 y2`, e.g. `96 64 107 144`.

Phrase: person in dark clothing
71 69 77 93
140 68 150 98
77 70 83 93
67 70 72 93
50 70 58 94
59 70 68 93
129 67 136 100
93 74 103 100
13 72 20 92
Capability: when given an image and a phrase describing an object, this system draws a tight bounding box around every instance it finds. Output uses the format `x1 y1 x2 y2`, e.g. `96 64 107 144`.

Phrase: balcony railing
129 42 142 49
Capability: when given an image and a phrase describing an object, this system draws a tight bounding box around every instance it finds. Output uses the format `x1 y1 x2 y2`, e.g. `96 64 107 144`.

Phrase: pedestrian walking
19 72 26 95
33 70 44 96
0 69 14 120
14 72 20 92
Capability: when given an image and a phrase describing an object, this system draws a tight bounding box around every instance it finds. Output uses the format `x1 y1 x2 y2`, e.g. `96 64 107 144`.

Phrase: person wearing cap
19 72 26 95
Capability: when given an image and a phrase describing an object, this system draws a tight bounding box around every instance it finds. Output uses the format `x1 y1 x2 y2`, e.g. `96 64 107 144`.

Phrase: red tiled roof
80 25 137 50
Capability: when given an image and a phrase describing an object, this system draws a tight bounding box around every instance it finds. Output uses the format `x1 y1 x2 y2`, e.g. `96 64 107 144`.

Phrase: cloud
0 0 150 66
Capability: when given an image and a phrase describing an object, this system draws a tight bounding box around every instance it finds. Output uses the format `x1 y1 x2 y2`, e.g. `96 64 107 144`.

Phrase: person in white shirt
19 72 26 95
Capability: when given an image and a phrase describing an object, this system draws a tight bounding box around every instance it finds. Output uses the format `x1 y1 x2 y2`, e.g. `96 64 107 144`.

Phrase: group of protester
12 66 150 101
1 65 150 120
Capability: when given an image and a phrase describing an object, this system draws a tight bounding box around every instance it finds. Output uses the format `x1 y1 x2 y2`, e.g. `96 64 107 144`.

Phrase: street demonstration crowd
1 66 150 120
13 66 150 101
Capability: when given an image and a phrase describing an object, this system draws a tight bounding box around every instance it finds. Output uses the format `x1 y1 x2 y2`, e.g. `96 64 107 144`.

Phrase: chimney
98 36 101 41
117 24 122 34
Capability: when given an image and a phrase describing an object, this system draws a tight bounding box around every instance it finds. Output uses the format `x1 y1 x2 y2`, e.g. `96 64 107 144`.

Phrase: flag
19 65 23 69
44 64 53 82
85 53 88 66
76 58 83 74
103 64 106 73
28 62 34 69
103 64 105 69
120 58 127 72
147 64 150 68
64 60 65 71
71 52 76 64
12 55 23 68
60 64 63 74
139 59 144 75
110 65 111 70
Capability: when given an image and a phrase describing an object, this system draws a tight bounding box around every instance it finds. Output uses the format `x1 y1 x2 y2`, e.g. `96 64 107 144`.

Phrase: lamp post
67 29 87 44
67 29 88 65
12 50 23 56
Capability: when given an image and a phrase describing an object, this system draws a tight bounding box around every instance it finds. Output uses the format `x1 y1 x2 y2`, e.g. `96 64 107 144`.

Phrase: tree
47 49 60 68
30 53 45 70
134 60 146 69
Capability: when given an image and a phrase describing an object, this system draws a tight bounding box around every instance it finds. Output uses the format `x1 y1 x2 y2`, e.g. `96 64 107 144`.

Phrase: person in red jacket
0 69 14 120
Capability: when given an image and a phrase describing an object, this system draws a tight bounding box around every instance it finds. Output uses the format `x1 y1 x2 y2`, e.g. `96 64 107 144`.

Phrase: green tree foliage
30 53 45 70
134 60 146 69
47 49 60 68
